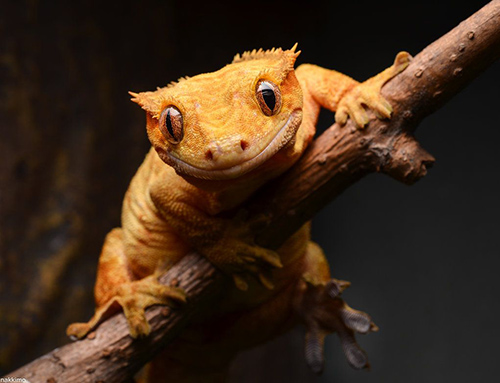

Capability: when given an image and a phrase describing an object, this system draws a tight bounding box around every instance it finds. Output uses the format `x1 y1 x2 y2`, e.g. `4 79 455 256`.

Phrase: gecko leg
67 229 186 340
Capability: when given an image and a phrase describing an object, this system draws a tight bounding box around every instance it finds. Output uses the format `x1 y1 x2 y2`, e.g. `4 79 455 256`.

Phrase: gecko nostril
240 140 249 151
205 149 213 160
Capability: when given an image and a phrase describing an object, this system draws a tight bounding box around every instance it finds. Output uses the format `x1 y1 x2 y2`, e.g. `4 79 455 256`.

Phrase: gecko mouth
164 109 303 180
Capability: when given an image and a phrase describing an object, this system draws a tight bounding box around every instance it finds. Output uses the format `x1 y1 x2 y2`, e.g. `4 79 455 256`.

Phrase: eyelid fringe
129 90 181 119
130 44 301 116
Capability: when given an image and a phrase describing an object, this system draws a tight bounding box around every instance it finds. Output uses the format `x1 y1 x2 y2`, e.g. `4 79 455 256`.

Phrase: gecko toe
340 306 374 334
125 307 150 338
325 279 350 299
66 322 92 340
339 330 370 370
305 327 326 375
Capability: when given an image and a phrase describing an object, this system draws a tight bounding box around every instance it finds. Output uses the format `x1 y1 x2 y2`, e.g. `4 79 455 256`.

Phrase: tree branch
7 1 500 382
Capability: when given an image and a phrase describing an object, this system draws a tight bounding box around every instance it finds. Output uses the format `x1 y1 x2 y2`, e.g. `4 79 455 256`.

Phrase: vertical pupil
261 83 276 111
166 109 175 138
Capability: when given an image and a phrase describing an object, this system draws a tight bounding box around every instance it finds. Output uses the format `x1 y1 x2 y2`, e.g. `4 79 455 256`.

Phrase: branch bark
7 1 500 382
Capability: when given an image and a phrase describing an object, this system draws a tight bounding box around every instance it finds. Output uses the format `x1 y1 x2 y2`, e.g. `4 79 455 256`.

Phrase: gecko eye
256 80 281 116
159 106 183 144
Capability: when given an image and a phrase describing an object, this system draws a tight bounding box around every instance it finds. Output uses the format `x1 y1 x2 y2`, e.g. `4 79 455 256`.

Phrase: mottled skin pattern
67 46 410 382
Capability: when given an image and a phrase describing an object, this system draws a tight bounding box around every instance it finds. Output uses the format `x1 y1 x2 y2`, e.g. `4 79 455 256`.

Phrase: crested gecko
67 45 410 381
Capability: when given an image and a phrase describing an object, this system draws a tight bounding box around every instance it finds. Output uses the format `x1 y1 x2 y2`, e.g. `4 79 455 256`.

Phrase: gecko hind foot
296 278 378 374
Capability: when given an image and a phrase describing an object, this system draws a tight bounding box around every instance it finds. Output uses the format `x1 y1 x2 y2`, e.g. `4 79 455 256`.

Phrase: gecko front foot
199 213 283 291
67 275 186 340
204 235 282 292
336 51 411 128
294 278 378 374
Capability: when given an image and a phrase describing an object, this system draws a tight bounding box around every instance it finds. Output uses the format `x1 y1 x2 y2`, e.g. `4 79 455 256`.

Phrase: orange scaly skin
67 46 410 381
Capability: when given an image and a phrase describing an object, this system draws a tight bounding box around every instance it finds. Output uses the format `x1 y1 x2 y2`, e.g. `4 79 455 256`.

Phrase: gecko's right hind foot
295 278 378 374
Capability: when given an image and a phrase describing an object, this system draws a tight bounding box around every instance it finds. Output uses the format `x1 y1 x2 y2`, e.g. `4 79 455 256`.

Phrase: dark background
0 0 498 382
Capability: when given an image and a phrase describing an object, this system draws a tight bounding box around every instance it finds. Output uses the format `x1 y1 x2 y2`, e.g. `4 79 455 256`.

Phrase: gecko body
68 45 410 381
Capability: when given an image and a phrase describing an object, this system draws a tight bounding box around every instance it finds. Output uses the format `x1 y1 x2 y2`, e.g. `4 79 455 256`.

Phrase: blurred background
0 0 498 382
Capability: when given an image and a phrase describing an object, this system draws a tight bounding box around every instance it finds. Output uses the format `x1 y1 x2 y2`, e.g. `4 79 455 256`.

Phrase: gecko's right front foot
67 275 186 340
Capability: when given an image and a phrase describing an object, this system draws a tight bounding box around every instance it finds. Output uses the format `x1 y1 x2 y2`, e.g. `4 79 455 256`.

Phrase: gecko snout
204 138 249 163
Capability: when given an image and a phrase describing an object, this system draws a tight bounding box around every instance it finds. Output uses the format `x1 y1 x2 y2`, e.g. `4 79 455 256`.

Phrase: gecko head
130 45 303 182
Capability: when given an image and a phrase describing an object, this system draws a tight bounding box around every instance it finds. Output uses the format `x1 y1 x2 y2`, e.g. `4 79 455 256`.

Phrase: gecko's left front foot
294 278 378 374
336 51 411 128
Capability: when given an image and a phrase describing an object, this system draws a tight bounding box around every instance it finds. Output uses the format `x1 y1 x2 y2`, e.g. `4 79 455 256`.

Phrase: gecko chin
163 109 303 181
